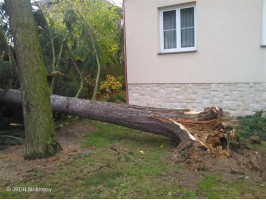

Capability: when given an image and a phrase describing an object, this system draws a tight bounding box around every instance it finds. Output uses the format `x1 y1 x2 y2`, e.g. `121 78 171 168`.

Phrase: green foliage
0 2 12 41
0 28 8 54
0 130 24 150
49 0 122 63
117 75 126 90
71 0 121 64
100 63 125 85
99 75 122 99
237 111 266 140
0 8 16 89
107 92 126 103
54 79 80 97
33 0 123 99
33 10 48 29
0 60 12 88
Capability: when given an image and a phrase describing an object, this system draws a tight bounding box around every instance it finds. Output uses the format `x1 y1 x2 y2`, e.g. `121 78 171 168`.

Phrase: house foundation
128 83 266 116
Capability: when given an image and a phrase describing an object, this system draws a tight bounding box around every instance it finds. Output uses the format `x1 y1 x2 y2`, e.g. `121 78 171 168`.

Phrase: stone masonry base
128 83 266 116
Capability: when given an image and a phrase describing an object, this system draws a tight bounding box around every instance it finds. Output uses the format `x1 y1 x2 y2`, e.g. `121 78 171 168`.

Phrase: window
160 4 196 53
262 0 266 46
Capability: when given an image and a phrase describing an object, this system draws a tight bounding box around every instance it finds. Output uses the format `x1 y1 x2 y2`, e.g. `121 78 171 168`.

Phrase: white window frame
160 4 196 53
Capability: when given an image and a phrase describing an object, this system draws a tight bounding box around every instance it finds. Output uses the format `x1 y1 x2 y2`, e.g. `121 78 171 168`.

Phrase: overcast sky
107 0 123 7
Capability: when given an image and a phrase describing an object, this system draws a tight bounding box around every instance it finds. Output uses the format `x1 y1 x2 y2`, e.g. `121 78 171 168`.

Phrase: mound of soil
170 141 266 183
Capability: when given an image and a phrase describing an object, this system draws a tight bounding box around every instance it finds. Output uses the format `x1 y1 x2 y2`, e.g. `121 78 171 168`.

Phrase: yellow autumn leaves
99 75 122 98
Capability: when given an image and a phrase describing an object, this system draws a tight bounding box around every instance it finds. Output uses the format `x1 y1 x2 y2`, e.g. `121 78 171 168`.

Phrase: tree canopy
35 0 123 99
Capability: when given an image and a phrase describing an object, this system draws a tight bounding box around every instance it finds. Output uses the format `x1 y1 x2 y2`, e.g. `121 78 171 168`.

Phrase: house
124 0 266 116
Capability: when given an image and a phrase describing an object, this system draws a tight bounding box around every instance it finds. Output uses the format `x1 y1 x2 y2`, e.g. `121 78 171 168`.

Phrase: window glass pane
163 10 176 30
163 10 176 49
164 30 177 49
180 7 194 28
181 28 194 47
180 7 194 47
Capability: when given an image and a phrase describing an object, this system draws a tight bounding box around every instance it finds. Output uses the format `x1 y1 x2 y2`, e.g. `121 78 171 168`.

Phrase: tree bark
72 58 84 98
5 0 61 159
0 88 230 158
49 37 65 94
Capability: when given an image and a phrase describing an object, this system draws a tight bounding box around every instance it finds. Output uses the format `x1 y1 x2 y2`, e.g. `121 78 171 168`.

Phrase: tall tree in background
33 1 67 94
5 0 61 159
0 2 18 89
41 0 122 100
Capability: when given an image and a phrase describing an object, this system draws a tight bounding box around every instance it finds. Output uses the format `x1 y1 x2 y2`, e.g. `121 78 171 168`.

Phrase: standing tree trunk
5 0 61 159
72 58 84 98
49 34 56 94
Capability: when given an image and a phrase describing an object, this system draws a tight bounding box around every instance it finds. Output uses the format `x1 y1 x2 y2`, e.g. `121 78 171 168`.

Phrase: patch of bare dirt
169 141 266 189
0 121 97 181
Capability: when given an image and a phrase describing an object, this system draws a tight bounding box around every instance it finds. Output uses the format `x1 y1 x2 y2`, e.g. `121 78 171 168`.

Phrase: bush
0 130 24 150
99 75 122 100
117 75 126 91
237 111 266 140
107 93 126 103
54 80 80 97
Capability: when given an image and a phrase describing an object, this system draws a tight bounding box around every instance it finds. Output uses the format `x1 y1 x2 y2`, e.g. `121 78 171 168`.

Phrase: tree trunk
50 37 65 94
77 11 101 101
88 26 101 101
5 0 61 159
49 35 56 94
92 54 101 101
72 58 84 98
0 88 230 158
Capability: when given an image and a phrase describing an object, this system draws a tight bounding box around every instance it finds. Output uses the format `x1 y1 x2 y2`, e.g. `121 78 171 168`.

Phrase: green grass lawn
1 119 266 199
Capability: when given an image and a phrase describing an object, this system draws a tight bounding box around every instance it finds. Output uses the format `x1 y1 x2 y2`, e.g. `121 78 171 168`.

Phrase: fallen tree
0 88 230 158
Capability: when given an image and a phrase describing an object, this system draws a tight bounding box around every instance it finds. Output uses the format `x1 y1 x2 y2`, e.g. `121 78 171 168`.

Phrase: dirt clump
169 108 266 184
170 141 266 183
249 135 262 145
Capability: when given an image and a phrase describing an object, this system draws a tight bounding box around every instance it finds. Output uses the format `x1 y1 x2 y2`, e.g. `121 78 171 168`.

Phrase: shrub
0 130 24 150
237 111 266 140
117 75 126 91
107 93 126 103
54 79 80 97
99 75 122 100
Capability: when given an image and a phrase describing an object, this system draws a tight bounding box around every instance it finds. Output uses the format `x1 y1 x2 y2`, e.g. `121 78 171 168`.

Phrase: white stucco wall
125 0 266 84
124 0 266 115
